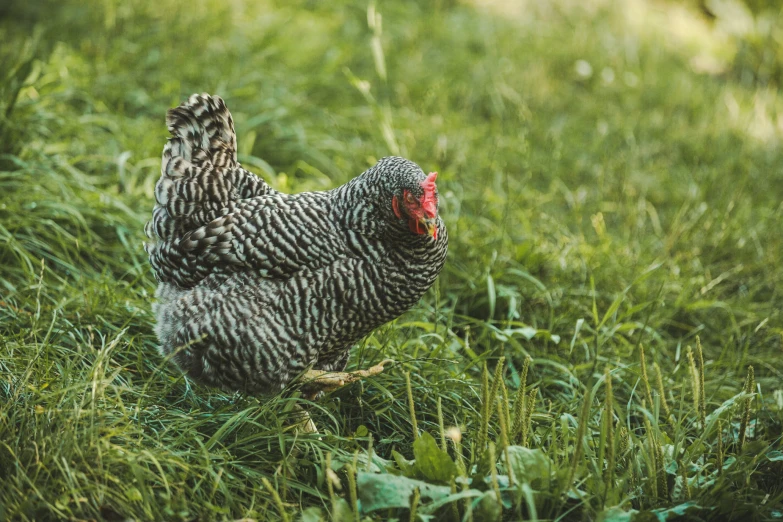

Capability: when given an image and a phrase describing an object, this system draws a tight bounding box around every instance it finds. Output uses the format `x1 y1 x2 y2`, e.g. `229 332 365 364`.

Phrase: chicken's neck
330 170 388 238
331 178 441 257
328 174 448 317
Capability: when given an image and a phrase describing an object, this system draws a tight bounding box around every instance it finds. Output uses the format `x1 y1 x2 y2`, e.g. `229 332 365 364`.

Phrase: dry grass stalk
409 486 420 522
405 371 418 440
521 387 538 447
716 420 724 476
500 377 512 442
643 412 659 499
497 400 513 486
511 356 531 436
604 367 615 494
653 361 673 422
487 357 506 416
262 477 290 522
686 346 700 423
477 363 491 452
696 337 706 428
488 442 502 516
680 458 690 500
739 365 755 449
640 345 655 416
437 397 446 452
567 390 592 492
347 459 359 522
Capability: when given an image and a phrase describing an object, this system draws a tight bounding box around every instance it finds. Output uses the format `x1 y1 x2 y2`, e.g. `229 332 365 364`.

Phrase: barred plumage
146 94 448 395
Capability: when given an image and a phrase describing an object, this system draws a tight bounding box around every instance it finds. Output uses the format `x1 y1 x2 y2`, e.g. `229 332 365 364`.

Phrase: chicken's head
372 157 439 240
391 171 439 239
342 156 442 241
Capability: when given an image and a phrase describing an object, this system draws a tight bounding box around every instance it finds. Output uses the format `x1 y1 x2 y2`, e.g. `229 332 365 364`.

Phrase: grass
1 0 782 520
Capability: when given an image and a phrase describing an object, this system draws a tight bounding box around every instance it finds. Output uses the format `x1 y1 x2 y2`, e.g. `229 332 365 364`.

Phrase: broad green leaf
704 391 754 436
299 506 324 522
651 501 712 521
124 487 142 502
766 450 783 462
392 450 419 479
334 451 390 474
506 446 553 486
472 490 502 522
418 489 484 516
331 498 355 522
356 471 452 513
412 432 459 483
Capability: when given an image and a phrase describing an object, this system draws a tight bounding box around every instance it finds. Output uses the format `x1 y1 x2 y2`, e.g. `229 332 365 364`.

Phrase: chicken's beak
419 217 438 239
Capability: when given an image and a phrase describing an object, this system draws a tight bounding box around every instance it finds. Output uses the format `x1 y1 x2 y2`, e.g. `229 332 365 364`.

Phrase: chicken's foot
286 403 320 435
299 359 394 399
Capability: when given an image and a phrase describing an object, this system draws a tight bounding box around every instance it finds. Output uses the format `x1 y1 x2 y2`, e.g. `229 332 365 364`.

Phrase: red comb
420 172 438 219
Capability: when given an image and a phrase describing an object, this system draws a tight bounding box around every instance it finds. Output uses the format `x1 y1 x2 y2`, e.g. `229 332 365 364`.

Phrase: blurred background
2 0 781 319
2 0 780 359
1 0 782 520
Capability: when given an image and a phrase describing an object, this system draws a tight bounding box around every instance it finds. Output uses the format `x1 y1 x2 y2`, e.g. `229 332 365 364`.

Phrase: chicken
145 94 448 396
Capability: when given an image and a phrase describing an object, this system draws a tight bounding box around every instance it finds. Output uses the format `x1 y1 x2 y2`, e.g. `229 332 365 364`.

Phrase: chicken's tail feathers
164 93 237 171
146 94 273 247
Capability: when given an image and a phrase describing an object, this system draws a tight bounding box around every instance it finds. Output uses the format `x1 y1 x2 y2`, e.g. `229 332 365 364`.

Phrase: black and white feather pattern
146 94 448 394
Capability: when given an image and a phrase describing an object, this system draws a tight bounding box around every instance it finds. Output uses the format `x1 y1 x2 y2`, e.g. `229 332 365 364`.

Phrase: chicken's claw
286 403 320 435
299 359 395 398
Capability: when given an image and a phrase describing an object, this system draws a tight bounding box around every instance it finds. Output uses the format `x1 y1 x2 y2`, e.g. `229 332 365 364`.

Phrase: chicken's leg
299 359 394 399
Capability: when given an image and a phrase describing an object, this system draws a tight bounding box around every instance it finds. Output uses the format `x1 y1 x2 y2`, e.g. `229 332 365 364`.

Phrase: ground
0 0 782 520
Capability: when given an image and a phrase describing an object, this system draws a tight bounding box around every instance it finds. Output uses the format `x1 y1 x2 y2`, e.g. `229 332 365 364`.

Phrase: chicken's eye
405 192 417 205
